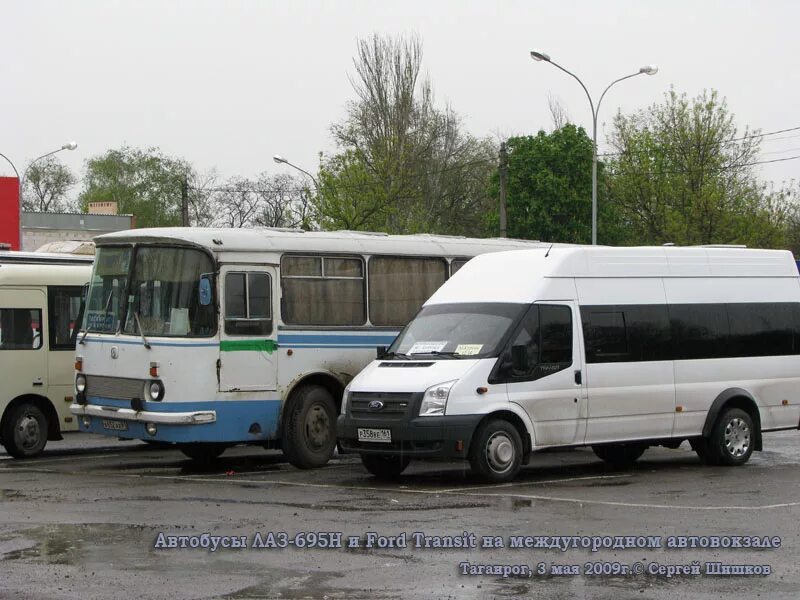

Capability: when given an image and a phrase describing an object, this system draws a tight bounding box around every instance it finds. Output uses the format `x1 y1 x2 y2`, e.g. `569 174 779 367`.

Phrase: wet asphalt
1 431 799 599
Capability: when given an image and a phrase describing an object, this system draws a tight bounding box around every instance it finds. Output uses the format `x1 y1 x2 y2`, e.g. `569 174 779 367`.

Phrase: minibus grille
350 392 417 419
85 375 145 401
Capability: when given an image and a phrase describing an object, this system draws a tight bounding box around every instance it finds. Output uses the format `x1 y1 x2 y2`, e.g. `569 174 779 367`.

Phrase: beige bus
0 252 92 457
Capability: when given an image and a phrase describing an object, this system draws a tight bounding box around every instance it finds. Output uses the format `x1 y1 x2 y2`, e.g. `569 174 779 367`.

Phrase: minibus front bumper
337 413 482 459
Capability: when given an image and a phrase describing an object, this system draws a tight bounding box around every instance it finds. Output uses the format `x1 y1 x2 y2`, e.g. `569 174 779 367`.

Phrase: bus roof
427 246 799 305
94 227 560 256
0 262 92 287
0 251 94 266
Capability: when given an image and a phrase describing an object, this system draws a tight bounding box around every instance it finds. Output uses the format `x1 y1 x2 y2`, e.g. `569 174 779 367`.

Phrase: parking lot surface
1 432 799 599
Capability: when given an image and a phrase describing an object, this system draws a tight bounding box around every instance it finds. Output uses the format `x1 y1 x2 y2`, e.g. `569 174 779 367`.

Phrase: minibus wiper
383 351 412 360
427 351 462 359
132 311 152 349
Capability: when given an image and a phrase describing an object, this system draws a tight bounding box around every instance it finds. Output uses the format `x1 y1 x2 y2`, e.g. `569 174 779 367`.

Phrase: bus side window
48 286 84 350
0 308 42 350
224 272 272 336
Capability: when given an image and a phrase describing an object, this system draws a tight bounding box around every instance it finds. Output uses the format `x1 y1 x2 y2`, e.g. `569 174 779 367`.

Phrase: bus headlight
419 380 455 417
145 423 158 436
341 383 352 415
75 373 87 393
146 380 165 402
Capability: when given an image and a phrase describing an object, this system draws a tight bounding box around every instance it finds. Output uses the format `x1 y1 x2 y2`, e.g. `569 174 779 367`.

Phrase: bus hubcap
724 418 750 457
305 404 330 450
17 415 41 450
486 432 514 473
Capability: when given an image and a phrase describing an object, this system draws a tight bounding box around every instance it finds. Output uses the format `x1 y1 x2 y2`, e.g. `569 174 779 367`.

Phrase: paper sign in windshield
409 341 447 354
455 344 483 356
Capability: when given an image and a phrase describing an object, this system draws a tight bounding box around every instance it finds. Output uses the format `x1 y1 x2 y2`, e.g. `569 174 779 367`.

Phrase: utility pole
181 177 189 226
498 142 508 238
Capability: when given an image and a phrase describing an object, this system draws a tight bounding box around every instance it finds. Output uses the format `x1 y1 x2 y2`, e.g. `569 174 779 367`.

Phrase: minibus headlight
75 373 87 393
341 383 352 415
419 380 456 417
146 380 165 402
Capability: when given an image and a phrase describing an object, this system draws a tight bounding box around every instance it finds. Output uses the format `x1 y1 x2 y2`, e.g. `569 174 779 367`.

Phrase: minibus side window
0 309 43 350
501 304 573 381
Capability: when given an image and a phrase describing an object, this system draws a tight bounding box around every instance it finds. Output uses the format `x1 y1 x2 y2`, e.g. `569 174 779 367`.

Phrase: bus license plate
102 419 128 431
358 428 391 443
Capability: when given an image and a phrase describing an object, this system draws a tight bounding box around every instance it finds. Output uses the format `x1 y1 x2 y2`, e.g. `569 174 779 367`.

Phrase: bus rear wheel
2 402 48 458
592 443 647 467
282 384 337 469
179 443 226 463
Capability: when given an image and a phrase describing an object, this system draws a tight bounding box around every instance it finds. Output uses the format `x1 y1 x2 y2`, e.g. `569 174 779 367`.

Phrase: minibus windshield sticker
409 341 447 354
455 344 482 356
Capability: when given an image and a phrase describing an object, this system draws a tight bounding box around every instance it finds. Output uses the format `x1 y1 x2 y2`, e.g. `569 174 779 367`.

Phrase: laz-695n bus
70 228 549 465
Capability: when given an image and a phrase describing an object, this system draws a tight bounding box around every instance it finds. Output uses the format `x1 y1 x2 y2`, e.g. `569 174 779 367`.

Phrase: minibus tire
2 402 48 458
705 408 754 466
179 443 226 462
469 419 523 483
591 443 646 467
282 385 337 469
360 454 411 480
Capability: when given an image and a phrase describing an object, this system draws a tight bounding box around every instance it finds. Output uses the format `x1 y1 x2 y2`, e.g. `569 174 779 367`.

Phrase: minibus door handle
574 370 582 385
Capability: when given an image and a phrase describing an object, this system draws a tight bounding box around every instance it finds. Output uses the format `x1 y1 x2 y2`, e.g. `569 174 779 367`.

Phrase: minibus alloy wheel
2 402 48 458
703 407 754 466
281 384 337 469
469 419 522 483
360 454 411 480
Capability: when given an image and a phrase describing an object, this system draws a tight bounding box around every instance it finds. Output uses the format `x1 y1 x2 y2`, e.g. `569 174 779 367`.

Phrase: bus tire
592 443 646 467
360 454 410 480
469 419 522 483
282 384 337 469
705 407 754 466
2 402 48 458
179 443 226 462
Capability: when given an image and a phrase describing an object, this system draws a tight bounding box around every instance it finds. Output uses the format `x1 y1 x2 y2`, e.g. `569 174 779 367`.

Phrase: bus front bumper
70 403 217 425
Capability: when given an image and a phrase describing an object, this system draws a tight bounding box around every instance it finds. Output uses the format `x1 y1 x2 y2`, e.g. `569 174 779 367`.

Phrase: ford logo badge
368 400 384 411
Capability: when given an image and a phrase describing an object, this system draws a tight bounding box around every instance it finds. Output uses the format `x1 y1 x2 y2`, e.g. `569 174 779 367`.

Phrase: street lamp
529 50 657 245
21 141 79 193
272 154 320 192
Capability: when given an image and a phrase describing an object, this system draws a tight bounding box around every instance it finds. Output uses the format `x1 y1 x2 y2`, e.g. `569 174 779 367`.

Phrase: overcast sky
2 0 799 199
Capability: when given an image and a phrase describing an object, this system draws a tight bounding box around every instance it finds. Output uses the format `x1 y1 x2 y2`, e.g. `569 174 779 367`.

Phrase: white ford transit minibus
337 246 800 482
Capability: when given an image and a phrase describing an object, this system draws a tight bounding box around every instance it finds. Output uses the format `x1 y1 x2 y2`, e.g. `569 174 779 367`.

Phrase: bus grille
350 392 417 419
86 375 146 400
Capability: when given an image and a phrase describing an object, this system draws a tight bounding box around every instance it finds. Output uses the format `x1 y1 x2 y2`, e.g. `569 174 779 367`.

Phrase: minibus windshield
388 303 525 359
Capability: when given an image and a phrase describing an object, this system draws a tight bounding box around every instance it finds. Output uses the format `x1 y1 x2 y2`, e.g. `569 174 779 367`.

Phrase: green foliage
606 88 790 247
79 146 192 227
316 34 496 236
23 156 77 212
488 124 624 244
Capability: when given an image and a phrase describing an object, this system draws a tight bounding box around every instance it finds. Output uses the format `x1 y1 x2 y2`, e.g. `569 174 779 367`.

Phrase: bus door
218 266 278 392
0 289 47 396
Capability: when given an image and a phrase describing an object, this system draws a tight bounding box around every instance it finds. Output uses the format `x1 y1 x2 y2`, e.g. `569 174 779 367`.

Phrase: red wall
0 177 20 250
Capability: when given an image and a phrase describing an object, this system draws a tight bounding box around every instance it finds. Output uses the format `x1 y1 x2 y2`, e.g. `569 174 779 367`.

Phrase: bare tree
212 177 260 228
23 156 77 212
187 168 219 226
548 94 571 130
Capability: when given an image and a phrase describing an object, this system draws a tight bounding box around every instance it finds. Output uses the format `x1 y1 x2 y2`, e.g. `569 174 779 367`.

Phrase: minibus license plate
102 419 128 431
358 428 391 443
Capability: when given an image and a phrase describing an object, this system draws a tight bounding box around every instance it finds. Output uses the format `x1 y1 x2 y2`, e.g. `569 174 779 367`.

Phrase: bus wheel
179 443 226 462
469 419 522 483
592 443 647 467
705 408 754 466
2 402 48 458
360 454 410 480
282 385 337 469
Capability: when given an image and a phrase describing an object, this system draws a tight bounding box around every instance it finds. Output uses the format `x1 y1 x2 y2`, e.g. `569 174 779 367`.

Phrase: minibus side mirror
511 345 529 373
376 345 387 359
199 274 213 306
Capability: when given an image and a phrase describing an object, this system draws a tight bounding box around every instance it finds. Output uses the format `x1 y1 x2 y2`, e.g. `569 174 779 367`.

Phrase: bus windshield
83 246 131 333
123 247 216 337
388 302 526 359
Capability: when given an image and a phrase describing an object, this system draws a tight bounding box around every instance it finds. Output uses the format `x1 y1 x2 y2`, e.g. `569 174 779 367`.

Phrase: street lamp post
272 155 320 192
529 50 657 245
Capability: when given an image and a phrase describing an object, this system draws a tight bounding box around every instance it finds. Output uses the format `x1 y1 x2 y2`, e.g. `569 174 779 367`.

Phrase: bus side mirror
511 345 528 373
199 274 213 306
376 345 387 359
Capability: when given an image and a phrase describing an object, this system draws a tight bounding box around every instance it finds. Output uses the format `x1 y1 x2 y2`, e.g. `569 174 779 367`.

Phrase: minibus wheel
282 384 337 469
360 454 411 480
2 402 48 458
469 419 522 483
179 443 226 462
705 408 754 466
591 443 647 467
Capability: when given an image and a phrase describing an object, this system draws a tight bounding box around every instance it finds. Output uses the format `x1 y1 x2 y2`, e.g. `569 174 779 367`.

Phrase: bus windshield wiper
132 311 152 349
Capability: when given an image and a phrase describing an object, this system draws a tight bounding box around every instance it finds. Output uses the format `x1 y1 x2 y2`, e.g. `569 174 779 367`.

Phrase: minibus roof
94 227 570 257
427 246 799 305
